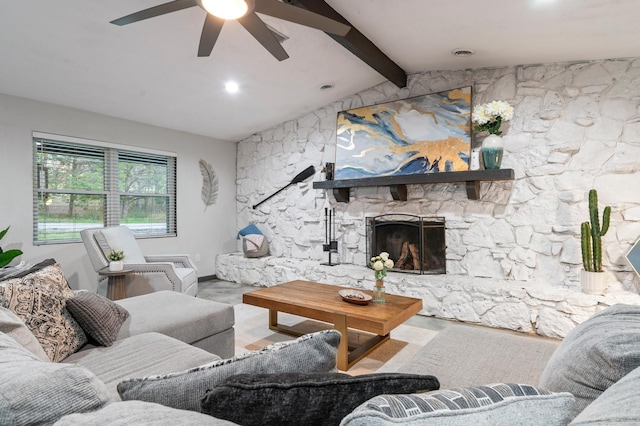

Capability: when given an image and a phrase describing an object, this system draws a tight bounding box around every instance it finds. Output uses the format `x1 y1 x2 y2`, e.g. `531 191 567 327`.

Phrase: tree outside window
33 137 176 244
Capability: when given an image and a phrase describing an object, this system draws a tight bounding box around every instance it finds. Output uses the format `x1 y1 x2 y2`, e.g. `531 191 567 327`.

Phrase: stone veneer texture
219 57 640 338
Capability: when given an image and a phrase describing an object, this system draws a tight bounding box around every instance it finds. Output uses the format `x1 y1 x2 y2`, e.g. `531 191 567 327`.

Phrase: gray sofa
0 259 238 425
62 290 235 400
0 294 341 425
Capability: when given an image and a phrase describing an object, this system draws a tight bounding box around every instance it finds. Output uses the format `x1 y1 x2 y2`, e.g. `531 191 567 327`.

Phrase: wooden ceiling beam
286 0 407 88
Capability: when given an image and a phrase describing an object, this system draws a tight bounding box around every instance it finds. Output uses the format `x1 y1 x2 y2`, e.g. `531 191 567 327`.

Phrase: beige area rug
397 324 561 389
233 303 438 375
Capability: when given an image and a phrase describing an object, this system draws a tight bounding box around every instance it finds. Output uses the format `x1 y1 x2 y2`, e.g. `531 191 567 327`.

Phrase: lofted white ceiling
1 0 639 142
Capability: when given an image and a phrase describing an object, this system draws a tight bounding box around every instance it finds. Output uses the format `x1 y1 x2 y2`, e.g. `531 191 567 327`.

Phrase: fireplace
366 214 446 274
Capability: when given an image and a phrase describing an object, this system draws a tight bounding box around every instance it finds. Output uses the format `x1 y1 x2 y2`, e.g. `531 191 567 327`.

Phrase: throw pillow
118 329 340 412
0 332 111 425
243 234 269 258
94 227 147 264
55 401 238 425
0 261 32 281
539 304 640 420
0 258 55 282
201 372 440 425
0 262 88 362
237 224 263 238
341 383 575 426
66 290 130 346
0 306 49 361
569 365 640 425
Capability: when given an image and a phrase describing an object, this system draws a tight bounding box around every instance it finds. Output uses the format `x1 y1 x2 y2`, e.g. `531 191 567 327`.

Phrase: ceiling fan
110 0 351 61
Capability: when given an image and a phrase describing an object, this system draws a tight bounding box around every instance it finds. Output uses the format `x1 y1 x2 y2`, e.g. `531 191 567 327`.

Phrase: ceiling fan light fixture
111 0 349 61
199 0 254 20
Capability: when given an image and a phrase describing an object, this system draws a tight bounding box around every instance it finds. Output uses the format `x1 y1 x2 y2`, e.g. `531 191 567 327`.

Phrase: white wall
0 93 237 291
219 57 640 337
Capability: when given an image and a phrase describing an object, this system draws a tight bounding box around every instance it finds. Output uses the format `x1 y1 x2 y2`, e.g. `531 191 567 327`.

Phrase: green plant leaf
0 226 8 242
0 249 23 268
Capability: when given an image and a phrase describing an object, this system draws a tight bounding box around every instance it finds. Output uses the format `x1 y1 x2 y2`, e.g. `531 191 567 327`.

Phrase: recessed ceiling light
532 0 557 6
451 48 476 57
225 81 239 93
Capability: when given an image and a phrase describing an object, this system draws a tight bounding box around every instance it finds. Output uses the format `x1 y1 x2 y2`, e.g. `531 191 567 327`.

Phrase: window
33 133 176 244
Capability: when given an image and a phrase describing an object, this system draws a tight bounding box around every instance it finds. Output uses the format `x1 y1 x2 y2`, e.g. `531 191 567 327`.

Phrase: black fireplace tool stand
321 208 339 266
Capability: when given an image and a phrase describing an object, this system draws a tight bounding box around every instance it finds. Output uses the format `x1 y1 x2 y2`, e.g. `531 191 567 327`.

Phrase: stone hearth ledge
216 253 640 339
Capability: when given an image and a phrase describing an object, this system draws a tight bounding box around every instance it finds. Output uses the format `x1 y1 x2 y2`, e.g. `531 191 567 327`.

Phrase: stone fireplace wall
218 57 640 337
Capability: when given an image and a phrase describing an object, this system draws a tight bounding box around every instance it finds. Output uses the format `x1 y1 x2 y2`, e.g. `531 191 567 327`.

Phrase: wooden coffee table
242 280 423 370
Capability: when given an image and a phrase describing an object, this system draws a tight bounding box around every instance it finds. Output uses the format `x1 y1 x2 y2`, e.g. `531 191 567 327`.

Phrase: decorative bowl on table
338 289 372 305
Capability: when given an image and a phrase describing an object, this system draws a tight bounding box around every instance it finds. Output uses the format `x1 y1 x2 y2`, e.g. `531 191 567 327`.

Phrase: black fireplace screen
366 214 446 275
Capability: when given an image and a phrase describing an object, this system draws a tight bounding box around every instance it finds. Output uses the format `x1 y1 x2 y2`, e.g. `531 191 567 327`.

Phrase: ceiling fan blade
110 0 198 26
198 14 225 57
238 12 289 61
254 0 350 36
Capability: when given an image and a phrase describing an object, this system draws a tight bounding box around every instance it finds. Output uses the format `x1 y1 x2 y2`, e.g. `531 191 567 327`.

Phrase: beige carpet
233 303 439 375
398 324 560 389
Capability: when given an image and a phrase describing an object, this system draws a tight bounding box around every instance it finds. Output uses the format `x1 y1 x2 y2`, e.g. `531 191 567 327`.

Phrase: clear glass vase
373 279 385 303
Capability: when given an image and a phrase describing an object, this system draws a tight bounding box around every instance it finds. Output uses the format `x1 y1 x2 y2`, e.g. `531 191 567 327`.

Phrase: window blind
33 136 177 244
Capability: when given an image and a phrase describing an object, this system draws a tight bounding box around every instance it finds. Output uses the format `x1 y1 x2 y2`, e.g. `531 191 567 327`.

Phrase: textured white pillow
0 307 49 361
539 304 640 420
570 365 640 425
0 332 111 425
96 227 147 264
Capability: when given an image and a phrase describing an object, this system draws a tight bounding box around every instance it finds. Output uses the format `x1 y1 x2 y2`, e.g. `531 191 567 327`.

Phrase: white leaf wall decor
199 159 218 211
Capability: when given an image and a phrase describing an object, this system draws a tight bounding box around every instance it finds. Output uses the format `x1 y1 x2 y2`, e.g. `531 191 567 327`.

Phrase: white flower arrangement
370 251 395 281
472 100 514 135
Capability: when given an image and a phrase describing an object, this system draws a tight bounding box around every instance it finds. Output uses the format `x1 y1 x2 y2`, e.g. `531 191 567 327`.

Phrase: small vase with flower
107 250 125 271
472 100 514 170
370 252 394 303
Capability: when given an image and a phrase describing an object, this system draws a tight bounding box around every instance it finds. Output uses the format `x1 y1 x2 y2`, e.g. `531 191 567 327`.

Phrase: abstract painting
334 86 472 180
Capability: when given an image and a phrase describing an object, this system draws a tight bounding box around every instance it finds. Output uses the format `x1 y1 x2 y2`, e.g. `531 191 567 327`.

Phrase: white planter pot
109 261 124 272
581 270 607 295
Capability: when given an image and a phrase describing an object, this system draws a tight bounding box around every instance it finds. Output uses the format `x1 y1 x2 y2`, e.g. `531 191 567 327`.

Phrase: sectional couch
0 260 237 423
62 290 235 400
2 259 640 425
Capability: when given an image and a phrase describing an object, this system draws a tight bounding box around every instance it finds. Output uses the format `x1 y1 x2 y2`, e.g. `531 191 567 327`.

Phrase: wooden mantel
312 169 515 202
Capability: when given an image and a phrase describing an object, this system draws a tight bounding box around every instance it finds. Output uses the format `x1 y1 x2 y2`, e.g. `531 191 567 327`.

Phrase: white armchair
80 226 198 297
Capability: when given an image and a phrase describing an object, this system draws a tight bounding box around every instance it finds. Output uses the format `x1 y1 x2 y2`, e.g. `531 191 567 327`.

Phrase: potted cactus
580 189 611 295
